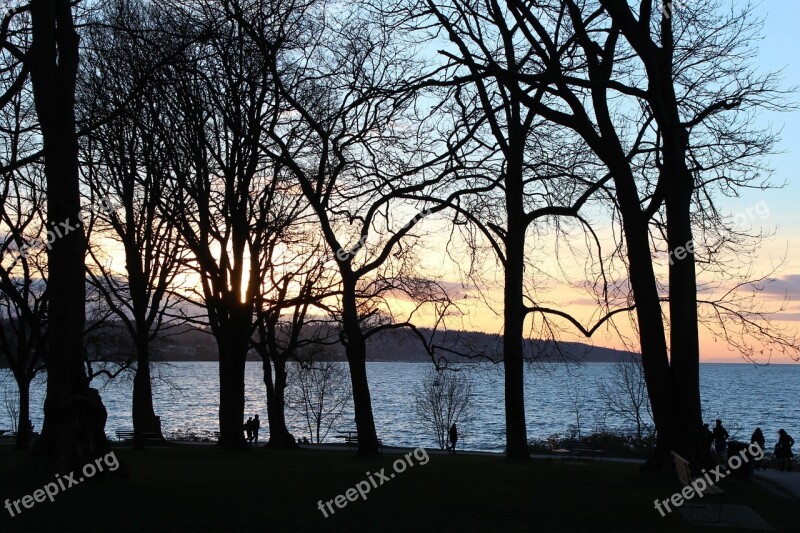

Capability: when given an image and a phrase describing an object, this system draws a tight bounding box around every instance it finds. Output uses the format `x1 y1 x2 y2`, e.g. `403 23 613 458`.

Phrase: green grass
0 445 794 532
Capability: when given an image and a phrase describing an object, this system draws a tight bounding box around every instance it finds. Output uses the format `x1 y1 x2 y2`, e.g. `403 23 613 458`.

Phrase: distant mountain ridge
145 326 637 364
0 324 636 367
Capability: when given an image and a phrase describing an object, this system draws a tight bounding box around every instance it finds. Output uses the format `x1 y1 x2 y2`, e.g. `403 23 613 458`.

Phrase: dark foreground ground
0 445 795 532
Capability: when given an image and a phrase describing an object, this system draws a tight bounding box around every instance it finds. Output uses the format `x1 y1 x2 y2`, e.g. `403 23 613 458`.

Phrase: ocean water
1 362 797 452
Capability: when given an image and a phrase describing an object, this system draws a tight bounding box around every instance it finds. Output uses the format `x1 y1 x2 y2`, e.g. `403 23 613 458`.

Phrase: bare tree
0 58 47 450
79 0 191 449
388 0 617 459
420 0 800 469
229 0 468 455
287 349 352 444
0 0 114 471
82 286 137 385
1 379 21 433
151 1 303 449
252 235 339 449
413 367 474 450
596 353 653 446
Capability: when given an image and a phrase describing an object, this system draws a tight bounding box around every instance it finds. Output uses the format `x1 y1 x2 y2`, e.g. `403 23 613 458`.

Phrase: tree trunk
663 130 706 467
608 157 677 470
341 276 379 455
217 336 248 450
15 376 32 450
503 257 528 459
263 357 296 448
132 332 162 450
503 134 529 460
28 0 112 474
598 0 709 469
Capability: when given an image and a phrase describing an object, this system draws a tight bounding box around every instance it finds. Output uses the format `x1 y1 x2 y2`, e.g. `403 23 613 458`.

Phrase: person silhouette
253 415 261 444
776 429 795 472
448 423 458 455
751 428 766 471
245 417 253 443
712 419 729 459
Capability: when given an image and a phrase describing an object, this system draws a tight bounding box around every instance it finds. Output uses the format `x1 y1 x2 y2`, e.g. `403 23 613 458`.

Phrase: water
1 362 798 452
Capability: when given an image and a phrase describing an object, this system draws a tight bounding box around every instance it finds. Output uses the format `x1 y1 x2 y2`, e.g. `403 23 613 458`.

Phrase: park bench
115 429 165 443
337 432 383 452
671 451 724 522
563 440 604 460
211 431 248 440
211 431 262 442
546 437 570 459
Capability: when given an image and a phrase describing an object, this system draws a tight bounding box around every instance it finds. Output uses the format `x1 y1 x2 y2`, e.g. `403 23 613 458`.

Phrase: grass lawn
0 444 794 532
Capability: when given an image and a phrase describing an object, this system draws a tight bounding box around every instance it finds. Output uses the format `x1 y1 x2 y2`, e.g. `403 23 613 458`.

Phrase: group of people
750 427 796 472
702 419 795 472
244 414 260 444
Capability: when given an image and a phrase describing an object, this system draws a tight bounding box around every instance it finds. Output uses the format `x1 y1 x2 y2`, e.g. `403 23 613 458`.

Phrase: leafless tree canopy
413 368 474 450
287 349 352 444
0 0 795 468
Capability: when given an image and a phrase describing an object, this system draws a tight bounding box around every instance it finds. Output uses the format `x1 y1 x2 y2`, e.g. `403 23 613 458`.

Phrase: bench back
671 452 693 486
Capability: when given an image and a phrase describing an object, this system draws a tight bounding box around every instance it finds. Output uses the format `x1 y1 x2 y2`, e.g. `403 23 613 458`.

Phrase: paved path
296 443 649 464
754 470 800 499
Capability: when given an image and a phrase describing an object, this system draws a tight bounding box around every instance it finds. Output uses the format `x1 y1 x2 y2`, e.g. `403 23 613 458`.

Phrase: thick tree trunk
29 0 112 474
346 352 378 454
503 252 528 459
341 277 379 455
503 135 529 460
217 337 248 451
608 158 677 470
598 0 708 469
263 357 296 448
132 333 162 450
663 131 706 467
15 376 32 450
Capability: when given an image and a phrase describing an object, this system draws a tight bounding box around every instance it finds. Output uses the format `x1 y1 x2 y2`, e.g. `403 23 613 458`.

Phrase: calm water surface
1 362 797 452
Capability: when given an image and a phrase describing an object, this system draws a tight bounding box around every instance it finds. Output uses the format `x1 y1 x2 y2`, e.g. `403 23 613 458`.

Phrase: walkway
754 470 800 499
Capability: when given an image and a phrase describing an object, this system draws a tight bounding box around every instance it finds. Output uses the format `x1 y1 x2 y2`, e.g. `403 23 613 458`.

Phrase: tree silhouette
26 0 112 473
80 0 191 449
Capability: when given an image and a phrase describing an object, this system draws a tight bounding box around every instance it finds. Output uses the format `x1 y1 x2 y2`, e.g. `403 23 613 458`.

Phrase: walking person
712 419 729 460
775 429 795 472
252 414 261 444
750 427 766 471
245 416 253 443
448 423 458 455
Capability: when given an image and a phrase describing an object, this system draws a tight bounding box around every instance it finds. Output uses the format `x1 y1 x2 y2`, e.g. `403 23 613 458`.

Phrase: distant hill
0 323 636 367
360 328 636 363
147 325 635 364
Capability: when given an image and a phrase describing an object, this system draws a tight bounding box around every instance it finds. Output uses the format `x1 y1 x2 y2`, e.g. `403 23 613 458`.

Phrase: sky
688 0 800 361
400 0 800 364
67 1 800 365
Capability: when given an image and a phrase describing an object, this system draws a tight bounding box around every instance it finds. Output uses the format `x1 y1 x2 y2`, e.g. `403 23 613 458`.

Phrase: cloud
768 312 800 322
749 274 800 297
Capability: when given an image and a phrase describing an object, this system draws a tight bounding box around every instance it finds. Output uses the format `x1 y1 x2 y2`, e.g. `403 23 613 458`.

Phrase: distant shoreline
5 359 796 369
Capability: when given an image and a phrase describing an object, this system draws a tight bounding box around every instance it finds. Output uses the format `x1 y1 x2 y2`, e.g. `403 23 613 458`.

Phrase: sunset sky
78 2 800 364
398 1 800 364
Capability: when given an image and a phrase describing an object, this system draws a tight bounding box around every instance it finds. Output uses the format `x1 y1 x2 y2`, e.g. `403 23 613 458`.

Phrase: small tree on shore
1 380 20 433
597 353 653 447
414 368 474 450
287 350 352 444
